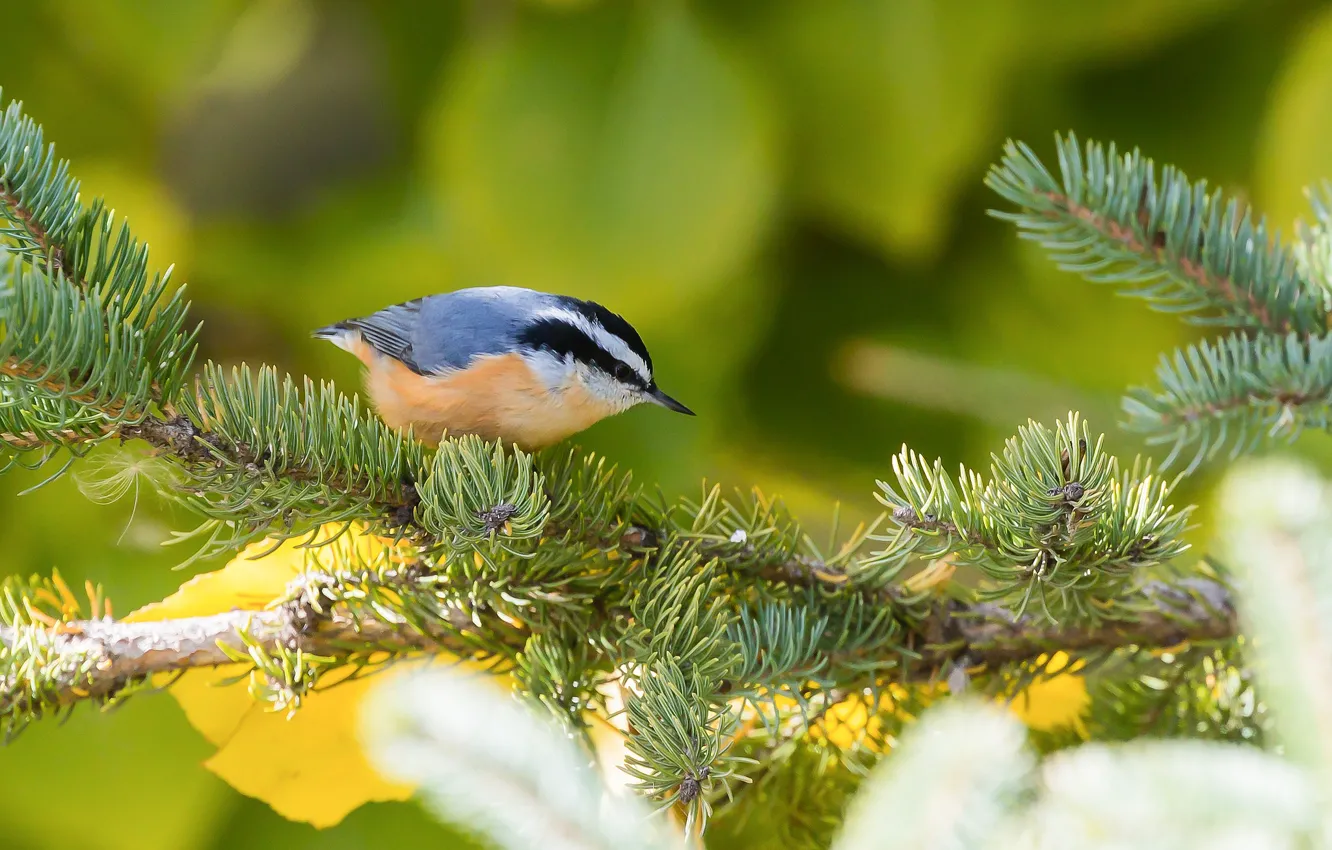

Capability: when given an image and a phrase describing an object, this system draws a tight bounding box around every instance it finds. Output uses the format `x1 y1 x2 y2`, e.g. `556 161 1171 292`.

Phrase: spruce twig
986 133 1326 334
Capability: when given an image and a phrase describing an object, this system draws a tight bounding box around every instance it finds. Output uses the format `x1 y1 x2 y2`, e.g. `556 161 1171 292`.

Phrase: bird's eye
612 362 635 383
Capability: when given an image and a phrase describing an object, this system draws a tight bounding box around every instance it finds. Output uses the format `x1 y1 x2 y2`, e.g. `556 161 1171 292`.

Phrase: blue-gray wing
316 287 556 376
411 287 556 374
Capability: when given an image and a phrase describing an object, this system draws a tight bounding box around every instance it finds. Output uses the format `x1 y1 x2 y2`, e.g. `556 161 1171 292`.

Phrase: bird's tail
312 322 350 340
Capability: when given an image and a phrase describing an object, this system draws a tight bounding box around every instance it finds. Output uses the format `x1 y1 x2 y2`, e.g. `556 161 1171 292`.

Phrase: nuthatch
314 286 694 450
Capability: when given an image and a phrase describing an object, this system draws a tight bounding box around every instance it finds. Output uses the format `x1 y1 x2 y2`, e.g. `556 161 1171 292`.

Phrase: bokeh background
5 0 1332 847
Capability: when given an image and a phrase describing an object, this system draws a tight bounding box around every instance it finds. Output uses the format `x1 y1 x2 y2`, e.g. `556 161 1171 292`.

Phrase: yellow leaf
801 684 935 752
200 666 419 827
123 527 457 827
817 696 881 750
778 656 1088 755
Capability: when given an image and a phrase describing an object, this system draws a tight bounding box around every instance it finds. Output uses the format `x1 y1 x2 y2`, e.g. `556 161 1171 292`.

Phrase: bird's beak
648 387 695 416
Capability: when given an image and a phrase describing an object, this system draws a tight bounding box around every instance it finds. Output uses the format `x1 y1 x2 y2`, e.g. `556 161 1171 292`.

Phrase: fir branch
3 356 427 552
0 577 1236 721
0 91 195 346
727 592 904 705
3 322 872 585
0 257 164 426
623 657 742 832
987 134 1326 334
512 627 609 738
1 348 879 592
165 363 429 555
0 90 195 461
869 414 1193 621
417 435 550 550
1124 331 1332 471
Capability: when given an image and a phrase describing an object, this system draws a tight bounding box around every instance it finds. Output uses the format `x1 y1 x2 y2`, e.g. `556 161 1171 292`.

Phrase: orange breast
349 339 618 450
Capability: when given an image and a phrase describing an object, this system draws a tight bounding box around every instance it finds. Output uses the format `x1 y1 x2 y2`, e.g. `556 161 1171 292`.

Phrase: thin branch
0 597 499 711
1 349 953 595
1 578 1236 714
1 351 867 584
921 578 1238 671
122 412 423 521
622 524 873 598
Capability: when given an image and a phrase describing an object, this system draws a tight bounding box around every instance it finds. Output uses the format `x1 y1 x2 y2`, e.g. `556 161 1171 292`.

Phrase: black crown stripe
553 296 654 374
519 317 651 388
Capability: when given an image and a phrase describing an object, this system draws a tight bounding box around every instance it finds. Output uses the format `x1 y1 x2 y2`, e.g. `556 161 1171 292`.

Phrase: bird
313 285 694 450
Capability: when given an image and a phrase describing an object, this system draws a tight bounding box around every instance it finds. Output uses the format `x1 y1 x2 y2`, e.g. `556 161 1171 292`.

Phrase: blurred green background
6 0 1332 847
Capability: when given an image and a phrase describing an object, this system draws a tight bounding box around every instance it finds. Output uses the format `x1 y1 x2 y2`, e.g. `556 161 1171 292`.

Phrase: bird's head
516 297 694 418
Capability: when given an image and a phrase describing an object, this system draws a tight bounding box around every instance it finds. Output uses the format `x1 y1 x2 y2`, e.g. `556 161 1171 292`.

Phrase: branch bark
1 577 1237 713
925 577 1238 669
0 602 495 711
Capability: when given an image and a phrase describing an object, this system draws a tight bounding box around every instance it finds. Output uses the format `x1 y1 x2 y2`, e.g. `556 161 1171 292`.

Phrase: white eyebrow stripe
535 307 652 382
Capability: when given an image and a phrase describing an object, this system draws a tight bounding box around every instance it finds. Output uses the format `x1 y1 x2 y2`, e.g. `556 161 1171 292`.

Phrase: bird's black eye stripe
554 296 654 374
520 318 646 387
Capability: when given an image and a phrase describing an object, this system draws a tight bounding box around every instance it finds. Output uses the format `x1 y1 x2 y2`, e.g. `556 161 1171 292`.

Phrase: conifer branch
0 185 61 267
922 577 1236 671
1124 331 1332 471
986 135 1332 473
0 576 1236 722
0 90 196 465
986 134 1326 335
867 414 1193 621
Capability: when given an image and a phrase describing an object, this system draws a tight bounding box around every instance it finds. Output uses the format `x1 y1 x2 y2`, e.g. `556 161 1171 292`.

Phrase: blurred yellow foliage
1007 652 1091 736
807 685 929 751
789 654 1088 753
